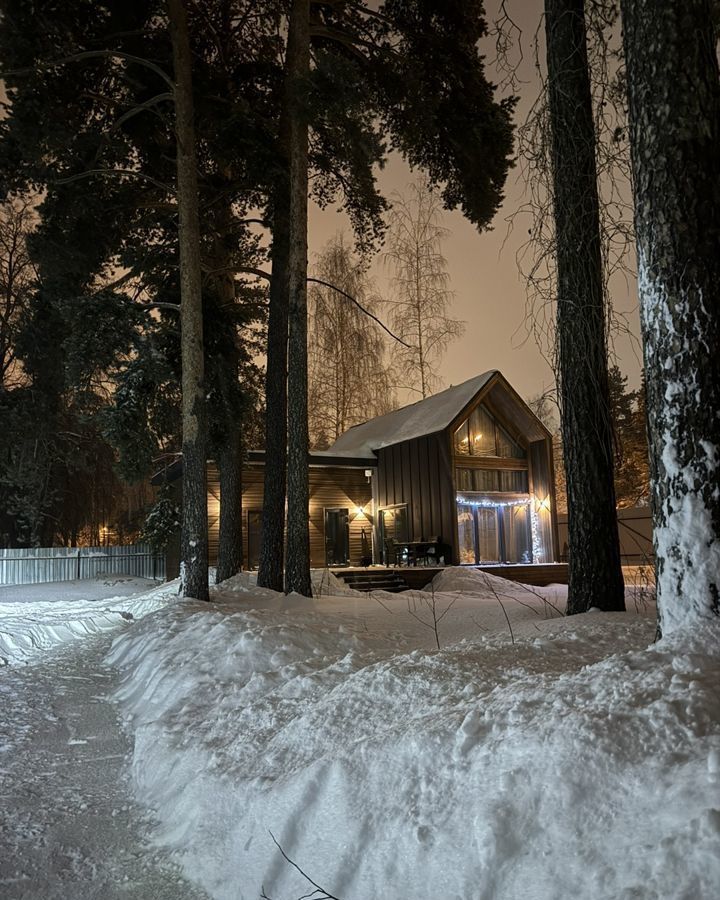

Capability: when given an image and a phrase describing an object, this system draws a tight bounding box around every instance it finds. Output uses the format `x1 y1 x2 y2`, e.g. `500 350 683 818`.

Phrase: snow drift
106 570 720 900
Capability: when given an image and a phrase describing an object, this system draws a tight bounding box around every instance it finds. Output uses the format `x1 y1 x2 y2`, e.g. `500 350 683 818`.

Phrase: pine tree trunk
621 0 720 634
284 0 312 596
257 184 290 592
216 432 243 583
167 0 209 602
545 0 624 613
213 189 244 586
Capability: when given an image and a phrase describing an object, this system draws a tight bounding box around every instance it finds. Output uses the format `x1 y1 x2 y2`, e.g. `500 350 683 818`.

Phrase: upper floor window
453 405 526 459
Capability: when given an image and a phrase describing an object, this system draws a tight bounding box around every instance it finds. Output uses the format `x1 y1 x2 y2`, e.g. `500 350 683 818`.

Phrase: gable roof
327 370 498 459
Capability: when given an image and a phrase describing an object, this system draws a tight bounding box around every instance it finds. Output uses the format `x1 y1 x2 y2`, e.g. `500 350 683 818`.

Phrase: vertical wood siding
376 433 456 557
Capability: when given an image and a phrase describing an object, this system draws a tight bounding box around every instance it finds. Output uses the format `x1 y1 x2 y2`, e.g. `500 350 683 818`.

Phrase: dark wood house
162 370 559 577
326 370 558 568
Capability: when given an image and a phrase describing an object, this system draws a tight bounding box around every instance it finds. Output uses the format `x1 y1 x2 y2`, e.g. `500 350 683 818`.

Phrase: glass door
378 505 409 565
456 502 531 564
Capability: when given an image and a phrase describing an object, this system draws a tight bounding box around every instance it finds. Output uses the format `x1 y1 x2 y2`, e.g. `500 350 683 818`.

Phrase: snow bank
106 574 720 900
0 576 177 665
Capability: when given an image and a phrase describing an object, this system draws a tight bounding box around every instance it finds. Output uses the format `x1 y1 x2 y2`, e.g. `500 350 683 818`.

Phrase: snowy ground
0 576 177 666
2 568 719 900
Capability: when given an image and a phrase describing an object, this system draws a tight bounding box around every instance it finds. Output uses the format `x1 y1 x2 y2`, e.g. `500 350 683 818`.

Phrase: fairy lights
455 494 531 509
530 505 543 562
456 493 546 563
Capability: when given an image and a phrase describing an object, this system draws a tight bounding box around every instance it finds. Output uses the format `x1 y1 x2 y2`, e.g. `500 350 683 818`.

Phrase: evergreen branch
109 92 174 133
136 301 179 312
1 50 175 91
54 168 173 193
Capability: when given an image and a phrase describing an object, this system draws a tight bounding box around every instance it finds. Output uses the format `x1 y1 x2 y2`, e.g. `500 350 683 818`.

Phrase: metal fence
0 543 166 586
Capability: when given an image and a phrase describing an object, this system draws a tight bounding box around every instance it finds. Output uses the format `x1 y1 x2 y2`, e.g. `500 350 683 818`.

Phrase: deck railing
0 544 165 586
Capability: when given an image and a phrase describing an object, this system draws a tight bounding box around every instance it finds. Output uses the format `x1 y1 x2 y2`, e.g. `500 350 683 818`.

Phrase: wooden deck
332 563 568 590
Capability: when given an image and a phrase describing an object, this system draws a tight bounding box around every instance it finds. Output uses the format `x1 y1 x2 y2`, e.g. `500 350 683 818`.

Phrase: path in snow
0 635 210 900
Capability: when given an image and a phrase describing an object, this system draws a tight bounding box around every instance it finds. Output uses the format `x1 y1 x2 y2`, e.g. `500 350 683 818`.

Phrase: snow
98 567 719 900
0 576 176 666
3 567 718 899
637 250 720 632
327 370 496 457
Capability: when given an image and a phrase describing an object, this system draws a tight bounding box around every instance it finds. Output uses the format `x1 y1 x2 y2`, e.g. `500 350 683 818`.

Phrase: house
162 370 560 579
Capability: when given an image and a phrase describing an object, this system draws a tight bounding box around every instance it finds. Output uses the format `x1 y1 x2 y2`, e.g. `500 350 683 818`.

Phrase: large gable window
453 405 526 459
456 468 529 493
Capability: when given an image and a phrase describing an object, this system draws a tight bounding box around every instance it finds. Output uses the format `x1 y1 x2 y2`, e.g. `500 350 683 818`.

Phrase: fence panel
0 544 165 586
556 506 654 564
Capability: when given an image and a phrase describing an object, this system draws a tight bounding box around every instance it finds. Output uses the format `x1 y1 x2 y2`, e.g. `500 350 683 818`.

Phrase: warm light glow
536 496 551 512
355 506 365 517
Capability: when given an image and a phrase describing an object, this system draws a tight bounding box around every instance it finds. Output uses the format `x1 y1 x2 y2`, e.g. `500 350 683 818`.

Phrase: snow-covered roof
327 370 498 458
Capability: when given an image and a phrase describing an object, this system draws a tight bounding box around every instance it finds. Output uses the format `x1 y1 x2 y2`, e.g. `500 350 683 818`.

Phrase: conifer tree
620 0 720 633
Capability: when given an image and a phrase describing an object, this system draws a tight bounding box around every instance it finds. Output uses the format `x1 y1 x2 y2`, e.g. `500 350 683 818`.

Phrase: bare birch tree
308 235 397 448
0 198 36 391
385 179 464 399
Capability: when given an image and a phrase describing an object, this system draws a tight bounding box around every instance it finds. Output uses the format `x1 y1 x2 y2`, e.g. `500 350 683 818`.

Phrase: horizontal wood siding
207 463 221 567
207 461 372 568
309 467 373 567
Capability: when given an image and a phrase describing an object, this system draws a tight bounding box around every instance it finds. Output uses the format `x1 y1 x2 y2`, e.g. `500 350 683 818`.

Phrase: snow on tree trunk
167 0 209 602
545 0 624 613
621 0 720 633
284 0 312 597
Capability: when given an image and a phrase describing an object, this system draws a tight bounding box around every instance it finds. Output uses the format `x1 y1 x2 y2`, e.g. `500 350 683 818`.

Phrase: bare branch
264 832 342 900
308 276 410 348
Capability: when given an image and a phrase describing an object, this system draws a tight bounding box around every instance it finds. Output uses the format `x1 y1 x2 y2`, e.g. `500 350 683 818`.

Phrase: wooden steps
338 571 410 593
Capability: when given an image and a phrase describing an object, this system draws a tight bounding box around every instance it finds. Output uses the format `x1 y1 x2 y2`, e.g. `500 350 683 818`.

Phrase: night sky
309 0 642 405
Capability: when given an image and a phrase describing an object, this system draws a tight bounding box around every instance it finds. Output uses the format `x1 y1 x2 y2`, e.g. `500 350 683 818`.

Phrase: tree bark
284 0 312 596
545 0 624 613
257 183 290 592
212 183 245 585
216 432 243 583
620 0 720 634
167 0 209 602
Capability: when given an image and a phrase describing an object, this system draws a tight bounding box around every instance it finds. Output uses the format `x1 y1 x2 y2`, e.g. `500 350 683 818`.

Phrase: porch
332 563 569 591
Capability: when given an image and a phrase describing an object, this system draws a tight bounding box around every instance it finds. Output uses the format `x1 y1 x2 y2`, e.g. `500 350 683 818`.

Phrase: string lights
455 494 546 563
455 494 531 508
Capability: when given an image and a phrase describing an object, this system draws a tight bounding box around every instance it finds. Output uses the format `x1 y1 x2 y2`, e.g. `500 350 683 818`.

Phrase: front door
247 510 262 569
324 508 349 566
